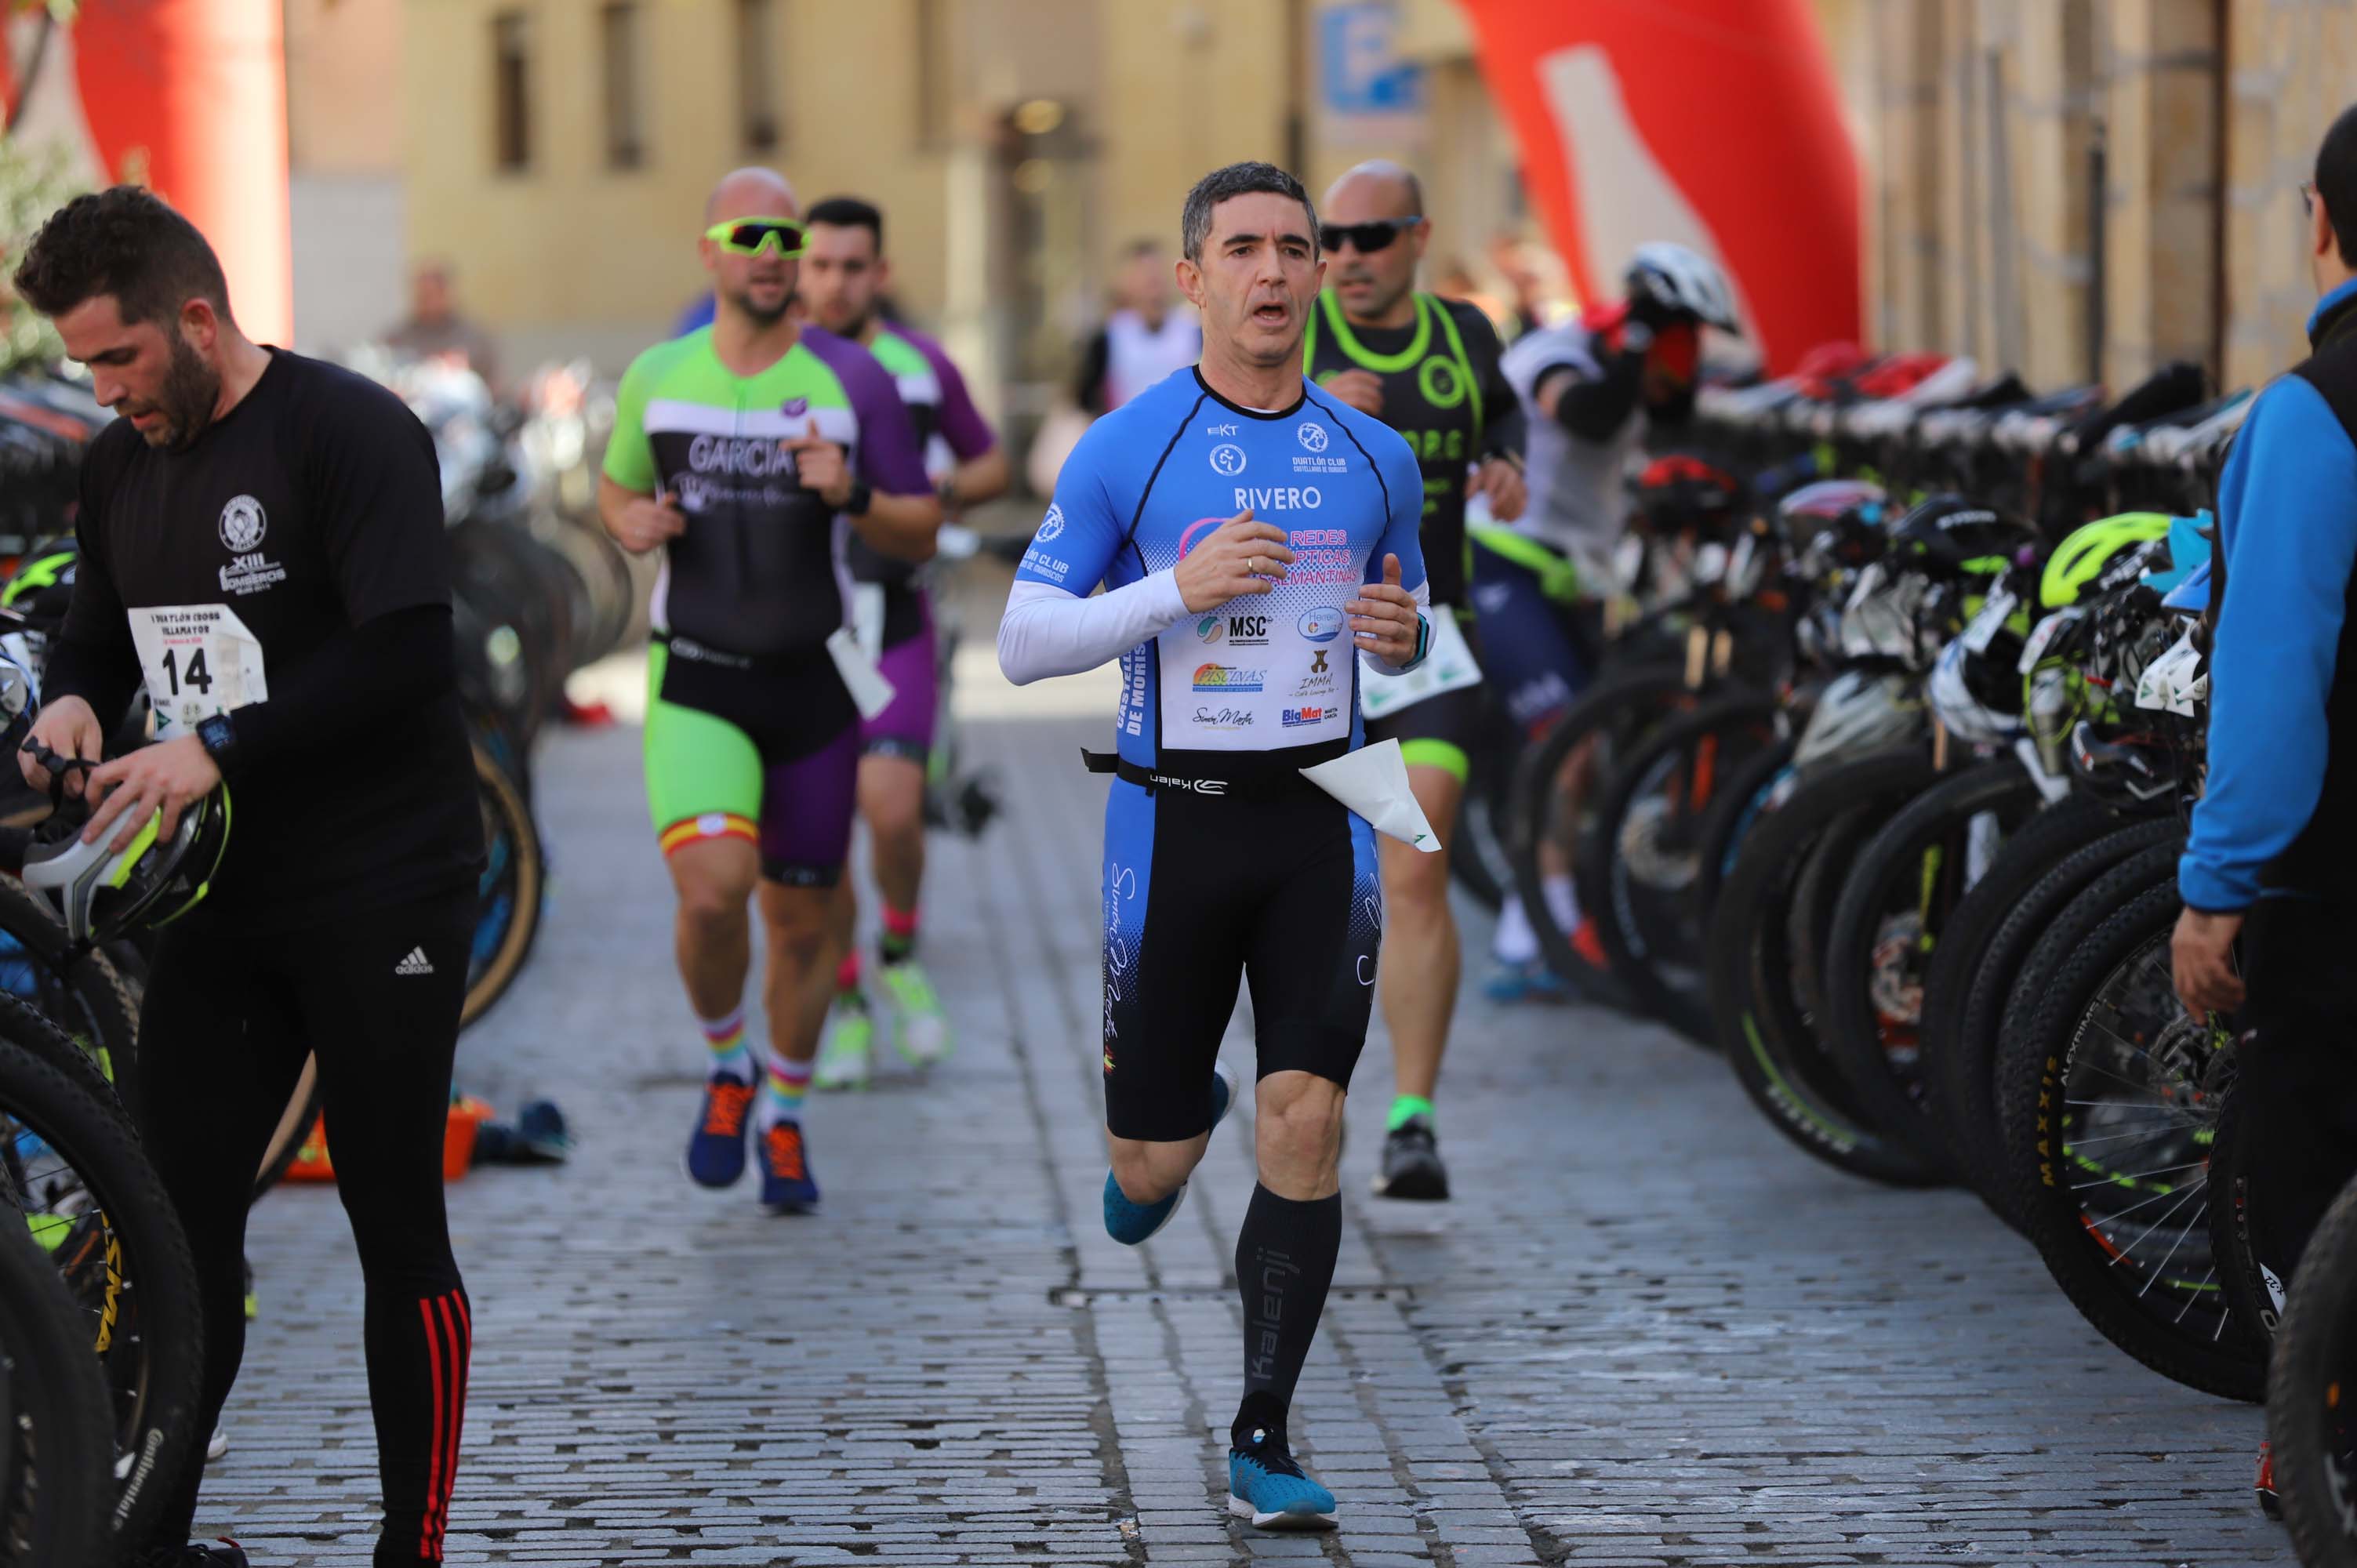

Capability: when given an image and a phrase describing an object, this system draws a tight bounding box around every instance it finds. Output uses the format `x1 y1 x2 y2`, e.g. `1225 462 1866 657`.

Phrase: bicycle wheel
2207 1076 2284 1348
1934 815 2181 1225
1705 746 1945 1185
0 1218 114 1566
0 1003 205 1538
463 737 547 1029
1449 715 1518 914
1996 873 2264 1401
1818 760 2045 1175
1575 694 1778 1044
2268 1171 2357 1568
1509 664 1701 997
1686 735 1795 926
0 876 140 1096
252 1054 321 1204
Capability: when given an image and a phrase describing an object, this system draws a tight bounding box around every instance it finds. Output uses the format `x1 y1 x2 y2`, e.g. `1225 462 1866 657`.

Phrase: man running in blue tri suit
999 162 1429 1532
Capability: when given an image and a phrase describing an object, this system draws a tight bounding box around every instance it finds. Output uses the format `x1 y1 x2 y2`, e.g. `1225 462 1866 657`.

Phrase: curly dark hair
13 185 232 327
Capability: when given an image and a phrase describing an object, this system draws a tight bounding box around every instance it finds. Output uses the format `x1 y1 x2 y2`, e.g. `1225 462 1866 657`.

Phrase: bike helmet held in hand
1625 243 1740 333
21 785 231 947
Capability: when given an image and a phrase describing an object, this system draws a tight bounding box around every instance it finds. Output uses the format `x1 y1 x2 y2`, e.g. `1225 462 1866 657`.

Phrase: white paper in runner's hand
128 604 269 739
1298 738 1439 852
825 626 898 720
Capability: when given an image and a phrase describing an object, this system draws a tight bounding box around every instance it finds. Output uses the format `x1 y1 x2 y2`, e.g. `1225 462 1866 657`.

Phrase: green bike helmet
21 787 231 947
2039 513 2175 609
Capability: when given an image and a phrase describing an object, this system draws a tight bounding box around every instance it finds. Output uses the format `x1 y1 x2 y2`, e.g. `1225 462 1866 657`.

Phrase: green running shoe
881 961 952 1065
815 1006 875 1090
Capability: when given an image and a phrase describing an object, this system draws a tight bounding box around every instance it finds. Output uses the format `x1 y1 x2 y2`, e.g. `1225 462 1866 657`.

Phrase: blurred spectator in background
385 259 500 387
1487 233 1573 340
1429 254 1514 339
1072 238 1199 415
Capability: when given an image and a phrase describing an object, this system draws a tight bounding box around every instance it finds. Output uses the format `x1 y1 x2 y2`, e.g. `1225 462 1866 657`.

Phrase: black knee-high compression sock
1231 1185 1342 1448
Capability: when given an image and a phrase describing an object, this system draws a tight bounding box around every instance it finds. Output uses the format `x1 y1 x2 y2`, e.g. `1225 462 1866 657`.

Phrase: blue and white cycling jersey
1013 368 1426 764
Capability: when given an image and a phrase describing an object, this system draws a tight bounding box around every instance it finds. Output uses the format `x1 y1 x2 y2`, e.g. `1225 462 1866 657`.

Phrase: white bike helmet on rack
1793 670 1923 768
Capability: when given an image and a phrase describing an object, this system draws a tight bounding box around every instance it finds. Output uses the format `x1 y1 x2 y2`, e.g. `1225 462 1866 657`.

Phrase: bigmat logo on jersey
1455 0 1860 374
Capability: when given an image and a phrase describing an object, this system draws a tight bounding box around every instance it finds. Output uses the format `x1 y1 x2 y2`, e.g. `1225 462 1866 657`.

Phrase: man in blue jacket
2175 104 2357 1305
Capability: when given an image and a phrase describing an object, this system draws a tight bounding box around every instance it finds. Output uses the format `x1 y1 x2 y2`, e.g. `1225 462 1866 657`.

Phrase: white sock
1493 895 1539 966
1542 873 1579 935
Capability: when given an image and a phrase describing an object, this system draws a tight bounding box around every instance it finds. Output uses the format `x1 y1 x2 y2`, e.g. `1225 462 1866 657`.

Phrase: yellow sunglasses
704 217 807 257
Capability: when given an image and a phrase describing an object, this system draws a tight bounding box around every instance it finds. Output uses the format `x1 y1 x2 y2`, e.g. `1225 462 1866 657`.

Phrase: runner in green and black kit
1306 162 1524 1201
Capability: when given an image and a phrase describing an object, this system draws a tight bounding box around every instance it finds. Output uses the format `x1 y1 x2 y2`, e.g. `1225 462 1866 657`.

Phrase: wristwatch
844 480 874 518
195 713 240 778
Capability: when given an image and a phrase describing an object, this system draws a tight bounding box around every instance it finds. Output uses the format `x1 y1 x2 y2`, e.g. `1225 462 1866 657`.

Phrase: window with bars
602 2 645 170
492 10 531 172
737 0 780 152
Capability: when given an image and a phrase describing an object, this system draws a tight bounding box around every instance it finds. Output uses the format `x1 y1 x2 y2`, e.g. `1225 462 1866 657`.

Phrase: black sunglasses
1319 217 1424 255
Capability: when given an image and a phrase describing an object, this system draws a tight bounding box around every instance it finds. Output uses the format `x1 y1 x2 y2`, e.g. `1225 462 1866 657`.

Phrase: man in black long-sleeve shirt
14 186 481 1568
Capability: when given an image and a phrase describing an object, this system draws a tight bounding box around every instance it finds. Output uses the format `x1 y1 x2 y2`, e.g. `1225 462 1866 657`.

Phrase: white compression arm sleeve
997 572 1191 686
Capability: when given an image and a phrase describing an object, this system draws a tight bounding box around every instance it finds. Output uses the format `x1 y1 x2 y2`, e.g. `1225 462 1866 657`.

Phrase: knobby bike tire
1705 746 1944 1185
1996 873 2265 1402
2206 1074 2285 1352
1507 664 1699 1003
1916 795 2142 1208
1985 835 2184 1203
0 1218 114 1566
0 875 140 1101
0 1011 204 1540
463 737 547 1029
1574 694 1778 1046
1819 760 2044 1178
2267 1171 2357 1568
1687 736 1795 925
1938 814 2181 1229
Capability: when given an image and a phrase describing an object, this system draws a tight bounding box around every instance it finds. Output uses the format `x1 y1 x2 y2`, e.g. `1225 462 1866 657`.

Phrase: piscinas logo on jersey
1193 663 1264 693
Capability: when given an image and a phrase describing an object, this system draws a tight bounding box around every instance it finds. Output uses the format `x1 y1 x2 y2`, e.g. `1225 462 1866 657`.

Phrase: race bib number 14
129 604 269 739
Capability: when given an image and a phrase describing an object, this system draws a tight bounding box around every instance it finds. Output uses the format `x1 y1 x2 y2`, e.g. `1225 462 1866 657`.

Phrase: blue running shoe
757 1119 821 1213
1103 1060 1237 1245
1481 960 1571 1005
1228 1428 1336 1530
685 1070 756 1188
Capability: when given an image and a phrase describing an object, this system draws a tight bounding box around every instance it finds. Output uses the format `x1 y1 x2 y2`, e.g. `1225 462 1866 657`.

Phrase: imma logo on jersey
1193 663 1264 692
1208 443 1247 476
1297 422 1328 453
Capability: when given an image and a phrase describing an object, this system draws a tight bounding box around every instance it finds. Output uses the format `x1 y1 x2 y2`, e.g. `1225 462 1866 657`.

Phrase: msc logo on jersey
1298 606 1342 643
1209 443 1248 476
1197 615 1223 643
218 495 267 554
1297 422 1329 453
1198 614 1268 645
1036 504 1066 543
1193 663 1264 692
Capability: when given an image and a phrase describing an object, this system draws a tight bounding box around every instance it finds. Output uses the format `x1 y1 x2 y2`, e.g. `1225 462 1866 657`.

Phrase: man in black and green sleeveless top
1306 162 1524 1203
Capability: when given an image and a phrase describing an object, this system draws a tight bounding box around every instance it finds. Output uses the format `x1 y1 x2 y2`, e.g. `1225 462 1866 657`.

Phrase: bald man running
599 168 942 1211
1304 162 1524 1201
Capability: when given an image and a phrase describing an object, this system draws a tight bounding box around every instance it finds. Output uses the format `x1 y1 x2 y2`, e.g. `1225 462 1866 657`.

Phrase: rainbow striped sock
700 1008 750 1079
762 1054 812 1124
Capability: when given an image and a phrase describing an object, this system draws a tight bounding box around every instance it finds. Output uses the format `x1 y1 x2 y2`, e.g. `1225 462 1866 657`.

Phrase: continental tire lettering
1418 354 1466 409
117 1426 165 1526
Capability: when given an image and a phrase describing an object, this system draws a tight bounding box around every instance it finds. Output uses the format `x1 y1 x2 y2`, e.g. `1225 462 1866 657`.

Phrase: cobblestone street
205 641 2281 1566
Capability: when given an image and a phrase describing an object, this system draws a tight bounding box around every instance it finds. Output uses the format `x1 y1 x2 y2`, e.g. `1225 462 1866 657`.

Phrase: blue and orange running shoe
1103 1060 1237 1245
685 1070 757 1189
757 1119 821 1214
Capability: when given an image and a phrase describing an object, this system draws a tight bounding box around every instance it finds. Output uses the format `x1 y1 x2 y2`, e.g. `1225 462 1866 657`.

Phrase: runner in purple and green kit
798 197 1008 1089
598 168 941 1213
